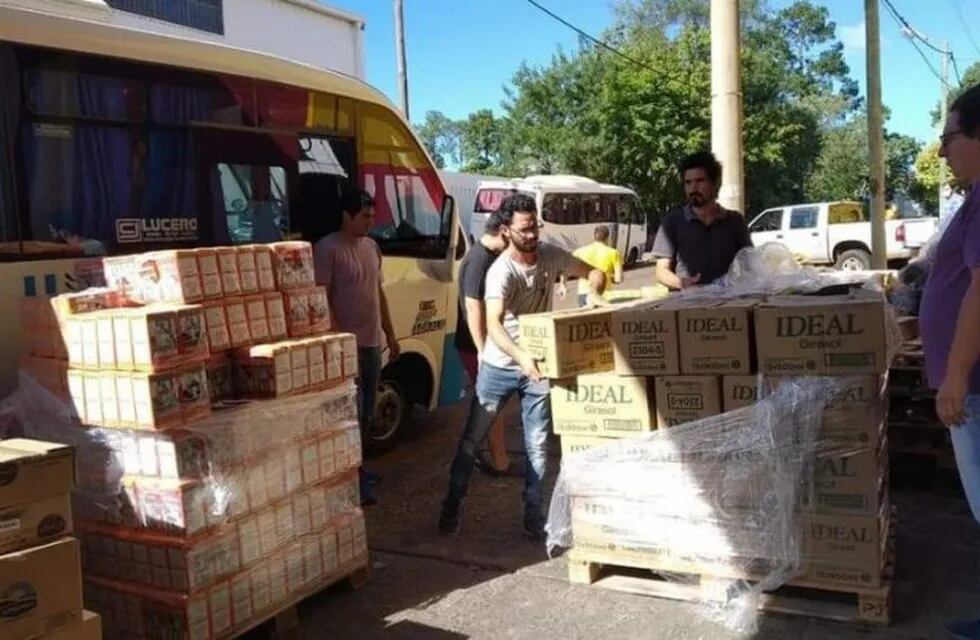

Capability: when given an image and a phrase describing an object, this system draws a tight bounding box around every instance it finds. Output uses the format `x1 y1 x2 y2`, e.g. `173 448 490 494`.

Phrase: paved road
275 263 978 639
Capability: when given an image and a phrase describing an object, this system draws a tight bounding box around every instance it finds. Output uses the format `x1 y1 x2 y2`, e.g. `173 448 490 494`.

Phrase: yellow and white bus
0 5 467 450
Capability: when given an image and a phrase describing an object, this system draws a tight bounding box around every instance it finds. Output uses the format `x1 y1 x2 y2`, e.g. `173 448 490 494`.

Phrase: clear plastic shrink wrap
548 245 904 633
0 375 366 639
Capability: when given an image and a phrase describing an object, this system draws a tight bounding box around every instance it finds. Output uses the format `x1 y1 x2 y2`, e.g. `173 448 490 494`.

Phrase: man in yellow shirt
572 226 623 306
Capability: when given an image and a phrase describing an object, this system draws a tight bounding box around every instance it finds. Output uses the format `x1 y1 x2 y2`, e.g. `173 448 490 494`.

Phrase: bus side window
216 164 289 244
583 195 602 224
542 193 562 224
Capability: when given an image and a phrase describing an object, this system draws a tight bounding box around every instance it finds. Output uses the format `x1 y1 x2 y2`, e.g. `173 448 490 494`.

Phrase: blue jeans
447 362 552 515
950 395 980 523
357 347 382 433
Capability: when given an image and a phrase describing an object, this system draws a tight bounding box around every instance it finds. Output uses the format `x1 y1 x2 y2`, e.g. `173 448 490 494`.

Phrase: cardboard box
308 287 331 335
807 444 888 516
769 375 887 448
0 439 75 509
802 507 889 584
551 373 655 437
237 246 260 295
132 371 183 429
206 354 234 402
42 610 101 640
0 492 72 554
755 290 888 375
270 242 316 291
265 293 288 342
196 248 224 299
203 300 231 352
224 298 251 349
559 435 619 457
519 307 614 379
610 301 679 376
669 298 756 375
130 307 182 372
284 289 312 338
654 376 722 428
245 295 271 344
177 365 211 423
254 245 277 292
217 248 242 297
722 375 759 412
0 538 83 640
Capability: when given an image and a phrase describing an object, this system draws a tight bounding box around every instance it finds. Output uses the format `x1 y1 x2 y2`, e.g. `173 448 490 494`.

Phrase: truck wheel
366 376 409 455
834 249 871 272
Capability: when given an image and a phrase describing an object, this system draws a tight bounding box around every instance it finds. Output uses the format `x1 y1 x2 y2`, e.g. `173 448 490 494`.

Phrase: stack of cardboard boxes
14 242 369 639
0 439 103 639
523 288 891 595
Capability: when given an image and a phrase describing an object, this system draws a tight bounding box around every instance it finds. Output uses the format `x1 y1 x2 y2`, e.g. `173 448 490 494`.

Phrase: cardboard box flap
0 438 72 463
761 289 885 308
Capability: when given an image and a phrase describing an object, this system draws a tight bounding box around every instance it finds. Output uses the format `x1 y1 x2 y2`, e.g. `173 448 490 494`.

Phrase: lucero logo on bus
116 218 198 244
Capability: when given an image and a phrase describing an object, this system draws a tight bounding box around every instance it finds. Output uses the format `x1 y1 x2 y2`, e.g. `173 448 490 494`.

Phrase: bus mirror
440 193 455 237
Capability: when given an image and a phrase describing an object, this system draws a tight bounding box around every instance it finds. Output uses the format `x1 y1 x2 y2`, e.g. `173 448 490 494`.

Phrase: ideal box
0 538 83 640
722 375 759 412
0 439 74 508
519 307 613 379
664 298 756 375
654 376 722 428
610 301 679 376
551 373 655 437
755 289 888 375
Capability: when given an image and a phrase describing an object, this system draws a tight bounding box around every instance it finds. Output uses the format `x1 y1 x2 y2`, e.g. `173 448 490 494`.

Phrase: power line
880 0 956 90
881 0 947 54
522 0 656 73
951 52 964 85
949 0 980 59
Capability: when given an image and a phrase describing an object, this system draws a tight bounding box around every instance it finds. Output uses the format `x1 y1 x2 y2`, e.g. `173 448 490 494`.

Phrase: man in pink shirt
314 188 400 505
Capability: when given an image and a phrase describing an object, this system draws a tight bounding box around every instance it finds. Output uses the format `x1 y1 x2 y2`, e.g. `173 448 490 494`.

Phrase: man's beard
512 237 538 253
687 193 706 206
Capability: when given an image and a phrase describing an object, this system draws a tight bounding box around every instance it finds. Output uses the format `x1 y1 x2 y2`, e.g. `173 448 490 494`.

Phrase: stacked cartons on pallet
14 242 367 640
522 288 892 618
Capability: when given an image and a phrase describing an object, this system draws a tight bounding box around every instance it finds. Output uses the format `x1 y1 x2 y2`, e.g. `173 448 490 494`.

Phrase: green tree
415 110 460 169
459 109 503 173
931 61 980 126
805 114 921 202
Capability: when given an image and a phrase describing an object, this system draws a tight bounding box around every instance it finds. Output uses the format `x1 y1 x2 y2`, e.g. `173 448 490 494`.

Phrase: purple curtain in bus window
150 84 214 125
73 126 131 242
143 132 195 224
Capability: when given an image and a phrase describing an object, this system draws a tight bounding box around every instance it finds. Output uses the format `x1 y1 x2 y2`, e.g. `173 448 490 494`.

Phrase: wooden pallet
567 552 893 625
227 560 371 640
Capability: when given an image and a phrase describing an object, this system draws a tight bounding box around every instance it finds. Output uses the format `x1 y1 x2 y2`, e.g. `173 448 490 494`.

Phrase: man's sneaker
438 500 461 536
946 618 980 639
523 512 545 541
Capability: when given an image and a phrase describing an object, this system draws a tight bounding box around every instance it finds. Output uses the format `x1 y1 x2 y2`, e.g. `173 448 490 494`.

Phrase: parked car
747 201 938 270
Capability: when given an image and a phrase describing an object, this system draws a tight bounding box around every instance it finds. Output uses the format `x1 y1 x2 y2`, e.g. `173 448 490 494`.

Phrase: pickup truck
747 201 938 270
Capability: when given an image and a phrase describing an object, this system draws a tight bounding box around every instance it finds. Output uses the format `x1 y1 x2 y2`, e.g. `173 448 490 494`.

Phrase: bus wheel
368 377 407 454
627 247 639 266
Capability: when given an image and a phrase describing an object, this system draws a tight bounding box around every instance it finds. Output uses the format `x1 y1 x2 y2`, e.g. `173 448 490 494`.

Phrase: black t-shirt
454 242 499 353
650 205 753 285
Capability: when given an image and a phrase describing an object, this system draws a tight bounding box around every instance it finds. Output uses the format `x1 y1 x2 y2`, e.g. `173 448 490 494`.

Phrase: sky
328 0 980 144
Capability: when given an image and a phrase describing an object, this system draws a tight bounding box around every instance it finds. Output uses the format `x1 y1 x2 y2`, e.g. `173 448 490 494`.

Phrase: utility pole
394 0 410 120
865 0 887 270
939 40 950 213
710 0 744 214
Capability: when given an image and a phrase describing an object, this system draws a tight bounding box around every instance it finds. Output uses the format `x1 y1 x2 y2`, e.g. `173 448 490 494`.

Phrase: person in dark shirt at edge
454 211 513 476
651 151 753 290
